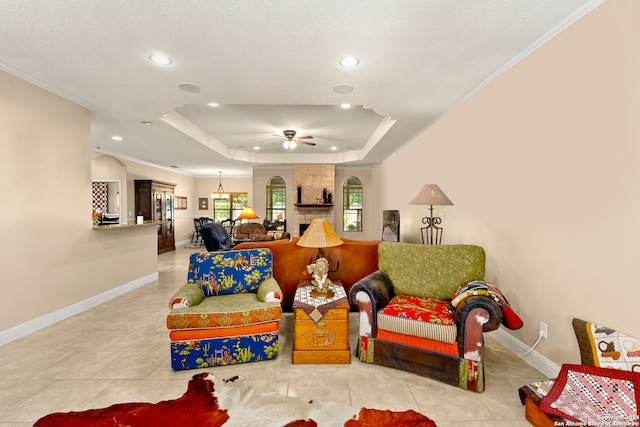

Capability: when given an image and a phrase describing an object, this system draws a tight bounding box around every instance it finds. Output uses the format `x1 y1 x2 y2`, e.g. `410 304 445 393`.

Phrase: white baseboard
488 328 560 379
0 272 158 347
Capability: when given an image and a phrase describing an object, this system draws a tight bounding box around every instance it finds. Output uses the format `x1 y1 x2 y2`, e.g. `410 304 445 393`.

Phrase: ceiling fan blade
260 138 283 144
297 135 314 139
300 140 317 146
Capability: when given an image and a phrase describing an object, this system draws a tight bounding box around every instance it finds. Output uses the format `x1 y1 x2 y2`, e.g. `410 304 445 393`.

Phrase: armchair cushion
377 296 457 343
187 249 274 297
378 242 485 300
167 293 282 330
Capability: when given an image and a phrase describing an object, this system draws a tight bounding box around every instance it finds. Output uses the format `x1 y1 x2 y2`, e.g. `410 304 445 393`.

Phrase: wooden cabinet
135 180 176 254
292 299 351 364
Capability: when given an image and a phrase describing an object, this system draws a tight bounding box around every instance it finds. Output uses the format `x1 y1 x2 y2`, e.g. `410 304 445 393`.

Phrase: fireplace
293 164 336 237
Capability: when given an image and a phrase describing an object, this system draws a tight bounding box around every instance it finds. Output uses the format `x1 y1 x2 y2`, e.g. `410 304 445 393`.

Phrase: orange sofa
233 237 380 309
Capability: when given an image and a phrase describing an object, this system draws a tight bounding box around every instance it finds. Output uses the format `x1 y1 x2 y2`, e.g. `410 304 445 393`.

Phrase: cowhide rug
34 373 436 427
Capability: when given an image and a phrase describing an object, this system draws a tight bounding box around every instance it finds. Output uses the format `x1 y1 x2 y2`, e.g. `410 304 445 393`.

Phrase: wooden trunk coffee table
292 283 351 364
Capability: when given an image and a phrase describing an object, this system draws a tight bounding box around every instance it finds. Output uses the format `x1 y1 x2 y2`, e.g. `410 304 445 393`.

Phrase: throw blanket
35 373 437 427
448 280 523 330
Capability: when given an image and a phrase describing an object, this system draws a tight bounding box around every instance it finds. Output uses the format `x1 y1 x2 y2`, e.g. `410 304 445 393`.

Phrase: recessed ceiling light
331 146 338 151
111 135 123 141
340 103 352 109
254 146 260 150
149 52 172 66
178 82 201 93
340 56 359 67
208 102 220 107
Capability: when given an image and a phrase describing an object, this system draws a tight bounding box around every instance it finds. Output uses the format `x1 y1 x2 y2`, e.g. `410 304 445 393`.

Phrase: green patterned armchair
349 242 518 392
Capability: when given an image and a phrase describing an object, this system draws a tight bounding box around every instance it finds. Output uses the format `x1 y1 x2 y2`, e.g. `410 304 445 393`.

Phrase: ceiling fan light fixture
282 140 297 151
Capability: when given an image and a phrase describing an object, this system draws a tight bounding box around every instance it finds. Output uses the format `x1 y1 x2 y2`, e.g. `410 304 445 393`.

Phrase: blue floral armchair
167 248 283 370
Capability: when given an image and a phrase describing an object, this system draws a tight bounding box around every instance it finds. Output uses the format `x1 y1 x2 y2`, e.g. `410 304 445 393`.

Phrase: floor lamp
409 184 453 245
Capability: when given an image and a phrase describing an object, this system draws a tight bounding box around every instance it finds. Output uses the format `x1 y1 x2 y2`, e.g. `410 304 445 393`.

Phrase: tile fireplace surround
293 164 335 237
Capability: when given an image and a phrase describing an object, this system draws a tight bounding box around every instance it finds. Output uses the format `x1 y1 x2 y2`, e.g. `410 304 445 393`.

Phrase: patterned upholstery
167 248 283 370
350 242 505 392
377 295 457 343
378 242 485 300
187 249 273 296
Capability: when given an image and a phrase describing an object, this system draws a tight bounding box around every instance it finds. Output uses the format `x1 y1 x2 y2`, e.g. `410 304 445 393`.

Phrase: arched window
343 177 363 232
266 176 286 224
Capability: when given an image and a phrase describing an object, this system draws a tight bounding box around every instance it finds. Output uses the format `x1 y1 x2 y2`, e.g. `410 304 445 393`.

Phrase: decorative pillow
169 284 204 309
267 230 282 239
187 249 273 297
539 363 640 425
257 277 282 303
572 318 640 371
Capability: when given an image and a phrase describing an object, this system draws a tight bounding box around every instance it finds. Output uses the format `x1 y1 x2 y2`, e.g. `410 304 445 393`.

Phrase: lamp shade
409 184 454 206
237 207 259 220
297 219 343 248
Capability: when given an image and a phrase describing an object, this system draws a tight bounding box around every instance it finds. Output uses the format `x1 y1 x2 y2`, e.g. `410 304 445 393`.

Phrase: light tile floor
0 245 545 426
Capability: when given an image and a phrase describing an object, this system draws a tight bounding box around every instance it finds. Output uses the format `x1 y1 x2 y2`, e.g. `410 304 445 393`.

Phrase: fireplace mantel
294 203 333 208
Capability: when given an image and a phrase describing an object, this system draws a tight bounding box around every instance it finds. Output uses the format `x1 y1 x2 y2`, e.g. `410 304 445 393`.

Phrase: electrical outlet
539 322 548 339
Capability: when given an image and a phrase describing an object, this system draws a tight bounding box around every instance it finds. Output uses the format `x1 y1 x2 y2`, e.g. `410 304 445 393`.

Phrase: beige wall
0 70 158 336
375 0 640 367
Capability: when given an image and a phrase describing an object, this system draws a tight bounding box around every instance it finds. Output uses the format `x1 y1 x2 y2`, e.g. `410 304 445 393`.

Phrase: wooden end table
292 283 351 364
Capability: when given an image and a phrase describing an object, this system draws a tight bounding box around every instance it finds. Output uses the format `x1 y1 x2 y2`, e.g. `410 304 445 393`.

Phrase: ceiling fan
262 129 316 151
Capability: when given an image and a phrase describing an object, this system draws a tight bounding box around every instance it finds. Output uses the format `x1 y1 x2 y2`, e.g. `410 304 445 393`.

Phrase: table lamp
409 184 453 245
297 218 343 298
237 206 259 223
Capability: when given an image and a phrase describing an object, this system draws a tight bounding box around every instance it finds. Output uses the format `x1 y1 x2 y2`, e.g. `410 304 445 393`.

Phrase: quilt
539 364 640 426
